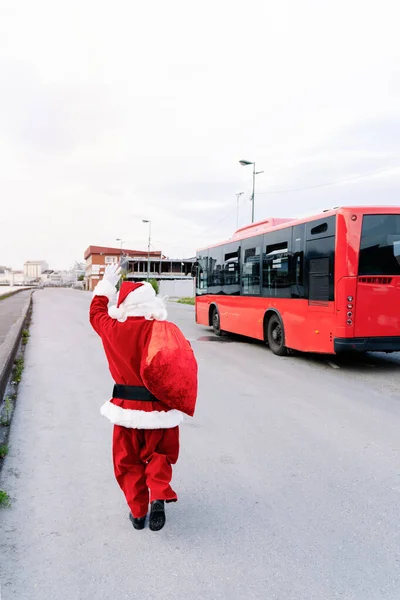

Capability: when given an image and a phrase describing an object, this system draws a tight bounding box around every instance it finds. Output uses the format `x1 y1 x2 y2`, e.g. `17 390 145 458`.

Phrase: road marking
326 360 340 369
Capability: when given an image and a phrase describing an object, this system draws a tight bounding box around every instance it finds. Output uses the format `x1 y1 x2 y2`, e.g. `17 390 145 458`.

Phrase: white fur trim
100 400 184 429
108 296 168 322
123 282 155 306
108 304 127 321
92 279 116 301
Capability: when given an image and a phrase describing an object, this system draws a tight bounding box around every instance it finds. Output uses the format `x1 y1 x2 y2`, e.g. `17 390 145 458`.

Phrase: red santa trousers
112 425 180 519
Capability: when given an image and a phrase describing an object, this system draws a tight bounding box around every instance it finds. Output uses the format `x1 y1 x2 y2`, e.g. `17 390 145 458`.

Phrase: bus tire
267 314 288 356
211 306 223 337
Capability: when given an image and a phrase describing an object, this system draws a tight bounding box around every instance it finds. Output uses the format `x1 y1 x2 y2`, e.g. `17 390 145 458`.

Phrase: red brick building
84 245 162 291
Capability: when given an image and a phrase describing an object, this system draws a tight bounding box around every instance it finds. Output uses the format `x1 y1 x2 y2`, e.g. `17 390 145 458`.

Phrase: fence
159 278 195 298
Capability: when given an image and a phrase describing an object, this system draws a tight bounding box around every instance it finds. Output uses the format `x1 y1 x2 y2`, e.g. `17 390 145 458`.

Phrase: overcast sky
1 0 400 269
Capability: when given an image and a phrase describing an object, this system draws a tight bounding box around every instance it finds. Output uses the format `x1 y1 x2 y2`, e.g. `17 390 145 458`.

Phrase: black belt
112 384 158 402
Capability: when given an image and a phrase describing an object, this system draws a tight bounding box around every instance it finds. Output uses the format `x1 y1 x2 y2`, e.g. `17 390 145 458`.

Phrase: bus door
304 217 336 352
239 235 262 338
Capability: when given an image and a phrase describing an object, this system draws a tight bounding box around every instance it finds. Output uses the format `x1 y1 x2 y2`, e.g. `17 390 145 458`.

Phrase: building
38 268 84 287
123 256 194 279
124 255 196 298
24 260 49 279
70 262 85 282
84 245 162 291
84 244 196 297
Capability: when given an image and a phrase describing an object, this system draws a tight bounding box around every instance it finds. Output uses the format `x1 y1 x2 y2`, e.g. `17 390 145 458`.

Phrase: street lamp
239 160 264 223
236 192 244 229
142 220 151 281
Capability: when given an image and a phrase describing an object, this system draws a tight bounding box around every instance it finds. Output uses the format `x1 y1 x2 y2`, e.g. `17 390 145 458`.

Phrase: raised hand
103 263 122 288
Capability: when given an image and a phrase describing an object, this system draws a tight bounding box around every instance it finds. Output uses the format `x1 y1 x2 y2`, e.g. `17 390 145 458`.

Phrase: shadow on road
196 328 400 373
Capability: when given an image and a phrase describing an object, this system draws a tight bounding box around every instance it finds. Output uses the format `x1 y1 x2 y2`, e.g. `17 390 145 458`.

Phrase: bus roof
197 205 400 252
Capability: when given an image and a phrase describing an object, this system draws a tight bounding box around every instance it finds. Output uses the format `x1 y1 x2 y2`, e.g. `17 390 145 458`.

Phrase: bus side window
291 223 306 299
207 247 224 294
241 239 261 296
263 242 291 297
294 251 304 284
195 255 208 294
305 235 335 302
223 242 241 295
290 252 305 298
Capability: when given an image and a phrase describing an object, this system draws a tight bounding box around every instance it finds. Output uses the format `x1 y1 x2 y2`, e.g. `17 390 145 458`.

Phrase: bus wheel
267 314 288 356
211 307 222 336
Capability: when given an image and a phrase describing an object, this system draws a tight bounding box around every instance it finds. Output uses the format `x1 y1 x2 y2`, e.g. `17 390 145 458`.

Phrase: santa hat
116 282 150 307
108 281 168 322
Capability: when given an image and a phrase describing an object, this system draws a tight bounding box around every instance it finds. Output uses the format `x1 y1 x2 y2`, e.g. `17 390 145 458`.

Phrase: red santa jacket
90 294 196 429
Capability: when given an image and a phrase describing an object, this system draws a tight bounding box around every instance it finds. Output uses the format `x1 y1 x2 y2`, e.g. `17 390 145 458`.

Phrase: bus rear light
347 311 353 318
347 296 353 302
347 319 353 326
351 214 357 221
347 303 353 309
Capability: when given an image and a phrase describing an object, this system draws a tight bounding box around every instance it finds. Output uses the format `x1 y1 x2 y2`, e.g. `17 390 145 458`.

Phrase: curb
0 287 33 301
0 292 33 402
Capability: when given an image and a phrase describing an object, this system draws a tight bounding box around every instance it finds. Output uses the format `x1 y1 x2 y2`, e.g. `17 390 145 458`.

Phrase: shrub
1 397 13 426
12 358 24 384
177 298 195 305
149 279 159 295
22 329 30 345
0 490 11 507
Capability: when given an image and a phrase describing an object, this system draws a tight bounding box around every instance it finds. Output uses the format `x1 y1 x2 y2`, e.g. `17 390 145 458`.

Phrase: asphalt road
1 289 399 600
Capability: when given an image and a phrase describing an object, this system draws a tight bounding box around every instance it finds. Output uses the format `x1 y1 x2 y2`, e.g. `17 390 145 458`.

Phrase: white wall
159 278 195 298
0 272 26 285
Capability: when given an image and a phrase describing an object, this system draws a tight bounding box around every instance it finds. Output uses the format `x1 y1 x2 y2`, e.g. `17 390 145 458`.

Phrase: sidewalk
0 286 30 298
0 291 32 400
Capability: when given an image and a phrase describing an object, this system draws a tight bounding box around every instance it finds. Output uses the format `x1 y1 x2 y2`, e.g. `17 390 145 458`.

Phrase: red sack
140 321 198 417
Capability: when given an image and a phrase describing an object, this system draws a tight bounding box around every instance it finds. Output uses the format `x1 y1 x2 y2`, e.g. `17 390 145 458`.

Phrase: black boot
129 513 146 530
149 500 166 531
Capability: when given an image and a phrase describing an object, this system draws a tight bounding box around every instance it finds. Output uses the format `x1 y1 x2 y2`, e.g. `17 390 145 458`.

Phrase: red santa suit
90 273 197 522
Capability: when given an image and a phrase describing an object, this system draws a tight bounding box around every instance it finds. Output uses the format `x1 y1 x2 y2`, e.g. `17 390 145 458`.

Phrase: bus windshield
358 214 400 276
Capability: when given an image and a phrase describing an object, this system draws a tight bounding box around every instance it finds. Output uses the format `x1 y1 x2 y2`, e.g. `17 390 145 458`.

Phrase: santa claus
90 263 197 531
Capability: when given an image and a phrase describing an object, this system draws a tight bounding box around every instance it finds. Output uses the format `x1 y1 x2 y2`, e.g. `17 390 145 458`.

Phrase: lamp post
236 192 244 229
142 220 151 281
239 160 264 223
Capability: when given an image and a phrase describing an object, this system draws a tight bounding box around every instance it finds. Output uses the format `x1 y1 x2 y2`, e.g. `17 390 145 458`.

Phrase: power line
197 164 400 240
257 165 400 195
139 164 400 248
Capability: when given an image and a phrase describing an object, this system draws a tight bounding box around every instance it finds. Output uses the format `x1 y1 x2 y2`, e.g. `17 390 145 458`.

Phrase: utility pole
116 238 124 259
236 192 244 228
239 160 264 223
252 165 256 224
142 220 151 281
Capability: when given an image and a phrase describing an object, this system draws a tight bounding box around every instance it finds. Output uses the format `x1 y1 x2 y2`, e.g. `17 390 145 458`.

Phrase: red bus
193 206 400 355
